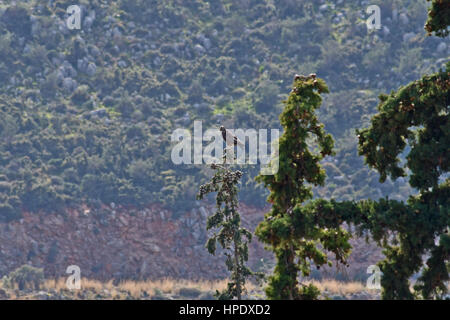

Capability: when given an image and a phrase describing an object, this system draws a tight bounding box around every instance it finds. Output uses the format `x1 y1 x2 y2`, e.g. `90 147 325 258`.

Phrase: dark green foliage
256 3 449 300
425 0 450 37
257 41 448 300
356 9 450 297
255 75 352 299
288 189 449 299
414 233 450 299
1 0 441 219
355 62 449 299
1 5 31 37
2 265 44 290
357 65 449 190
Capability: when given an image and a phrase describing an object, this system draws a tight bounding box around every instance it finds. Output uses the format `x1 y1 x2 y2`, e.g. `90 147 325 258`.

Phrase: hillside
0 0 449 294
0 202 384 281
1 0 448 220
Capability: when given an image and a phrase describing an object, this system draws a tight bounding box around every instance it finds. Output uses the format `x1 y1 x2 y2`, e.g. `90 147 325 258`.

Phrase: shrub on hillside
2 265 44 291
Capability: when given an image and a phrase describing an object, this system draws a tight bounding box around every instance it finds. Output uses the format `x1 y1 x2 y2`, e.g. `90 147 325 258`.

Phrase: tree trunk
234 240 242 300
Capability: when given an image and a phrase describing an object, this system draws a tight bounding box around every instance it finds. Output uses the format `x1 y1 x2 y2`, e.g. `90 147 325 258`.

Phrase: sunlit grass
11 277 447 300
38 277 367 299
306 279 365 296
41 277 256 297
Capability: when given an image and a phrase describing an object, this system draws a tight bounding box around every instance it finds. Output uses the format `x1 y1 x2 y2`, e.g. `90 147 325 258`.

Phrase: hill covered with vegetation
0 0 448 221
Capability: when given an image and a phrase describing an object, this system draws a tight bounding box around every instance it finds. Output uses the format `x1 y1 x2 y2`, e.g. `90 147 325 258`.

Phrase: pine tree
255 74 352 299
354 3 449 298
197 153 261 300
355 62 449 299
425 0 450 37
259 4 450 299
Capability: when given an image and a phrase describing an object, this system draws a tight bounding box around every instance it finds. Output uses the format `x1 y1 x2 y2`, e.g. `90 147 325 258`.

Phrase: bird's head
219 126 225 132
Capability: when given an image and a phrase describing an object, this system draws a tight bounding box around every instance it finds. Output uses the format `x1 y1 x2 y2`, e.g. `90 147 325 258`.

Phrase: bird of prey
294 74 307 81
219 126 244 149
294 73 316 81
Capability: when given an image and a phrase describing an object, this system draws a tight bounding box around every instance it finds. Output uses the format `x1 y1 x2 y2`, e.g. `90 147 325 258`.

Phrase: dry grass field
28 278 374 300
4 275 446 300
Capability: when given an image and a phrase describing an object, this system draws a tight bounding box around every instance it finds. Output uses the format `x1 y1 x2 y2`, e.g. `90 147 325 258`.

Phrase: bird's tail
236 139 244 149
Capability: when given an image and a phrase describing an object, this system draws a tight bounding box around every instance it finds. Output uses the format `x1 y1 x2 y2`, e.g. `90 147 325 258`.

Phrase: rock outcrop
0 204 270 281
0 204 383 282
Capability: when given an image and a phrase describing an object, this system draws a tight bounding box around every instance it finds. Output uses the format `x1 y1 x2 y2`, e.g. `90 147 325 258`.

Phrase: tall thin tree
255 74 352 299
198 152 261 300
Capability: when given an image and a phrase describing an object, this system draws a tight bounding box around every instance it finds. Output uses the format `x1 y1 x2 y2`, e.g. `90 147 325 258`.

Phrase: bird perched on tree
294 73 316 81
220 126 244 149
294 74 307 81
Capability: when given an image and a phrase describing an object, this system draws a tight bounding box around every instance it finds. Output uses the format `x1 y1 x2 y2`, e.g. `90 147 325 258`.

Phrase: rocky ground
0 203 272 280
0 203 384 282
